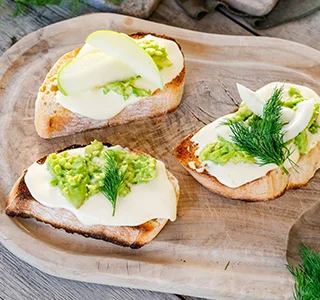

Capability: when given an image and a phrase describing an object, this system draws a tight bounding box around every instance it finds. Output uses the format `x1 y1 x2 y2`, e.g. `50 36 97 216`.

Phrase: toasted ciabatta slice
6 144 180 248
174 131 320 201
35 33 186 139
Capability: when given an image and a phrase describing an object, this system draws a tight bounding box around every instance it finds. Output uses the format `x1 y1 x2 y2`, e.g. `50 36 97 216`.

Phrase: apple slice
86 30 163 90
57 51 137 96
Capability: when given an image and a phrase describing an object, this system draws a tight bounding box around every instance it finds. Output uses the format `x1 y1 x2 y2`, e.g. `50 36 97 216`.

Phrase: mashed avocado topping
199 136 256 165
47 140 157 209
138 39 172 70
283 87 305 108
101 40 173 99
294 130 308 154
231 103 253 122
102 76 151 100
291 103 320 154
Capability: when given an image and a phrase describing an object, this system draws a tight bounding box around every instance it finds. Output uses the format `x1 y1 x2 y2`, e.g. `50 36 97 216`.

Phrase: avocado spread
282 88 320 154
47 140 157 209
102 76 151 100
138 39 172 70
199 136 256 165
101 40 172 100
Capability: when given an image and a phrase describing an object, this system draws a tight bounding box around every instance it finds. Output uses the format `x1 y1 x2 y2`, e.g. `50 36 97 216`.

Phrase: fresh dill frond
226 87 293 174
287 244 320 300
100 151 126 216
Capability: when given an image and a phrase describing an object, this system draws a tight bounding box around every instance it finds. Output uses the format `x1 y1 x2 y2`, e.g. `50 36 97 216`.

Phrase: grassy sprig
100 151 125 216
1 0 124 16
226 87 293 174
287 244 320 300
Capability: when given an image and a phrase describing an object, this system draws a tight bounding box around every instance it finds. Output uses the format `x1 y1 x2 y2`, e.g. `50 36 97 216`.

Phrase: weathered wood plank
150 0 252 36
217 6 320 50
0 0 98 55
0 0 252 56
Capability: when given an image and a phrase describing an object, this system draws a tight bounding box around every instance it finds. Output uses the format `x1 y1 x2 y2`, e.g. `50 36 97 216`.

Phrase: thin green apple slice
57 51 137 96
86 30 164 90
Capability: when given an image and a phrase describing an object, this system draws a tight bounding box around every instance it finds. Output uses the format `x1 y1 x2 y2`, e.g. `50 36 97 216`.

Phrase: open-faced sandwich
174 82 320 201
35 30 185 139
6 140 179 248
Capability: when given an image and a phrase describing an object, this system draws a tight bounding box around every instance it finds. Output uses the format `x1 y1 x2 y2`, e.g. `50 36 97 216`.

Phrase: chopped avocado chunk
199 135 256 166
292 103 320 154
107 149 157 197
288 87 303 98
102 76 151 100
283 87 306 109
294 130 308 154
232 103 254 122
47 140 157 209
138 39 172 70
47 140 105 209
308 103 320 134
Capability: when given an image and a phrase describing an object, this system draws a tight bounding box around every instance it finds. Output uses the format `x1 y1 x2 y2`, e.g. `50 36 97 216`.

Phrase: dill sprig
226 87 293 174
100 151 126 216
287 244 320 299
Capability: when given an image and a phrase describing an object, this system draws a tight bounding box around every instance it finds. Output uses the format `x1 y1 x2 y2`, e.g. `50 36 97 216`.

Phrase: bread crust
35 33 186 139
174 131 320 201
6 145 180 248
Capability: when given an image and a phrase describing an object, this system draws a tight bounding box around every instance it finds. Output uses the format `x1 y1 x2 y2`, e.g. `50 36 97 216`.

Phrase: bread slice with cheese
35 33 185 139
6 144 180 248
174 82 320 201
174 131 320 201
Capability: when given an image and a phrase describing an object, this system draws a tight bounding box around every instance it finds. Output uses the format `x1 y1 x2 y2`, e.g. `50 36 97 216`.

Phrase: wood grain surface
1 12 320 300
0 1 320 300
87 0 162 18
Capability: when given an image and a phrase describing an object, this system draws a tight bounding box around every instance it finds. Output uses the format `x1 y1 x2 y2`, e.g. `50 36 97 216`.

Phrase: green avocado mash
101 40 172 99
47 140 157 209
107 149 157 197
283 87 305 108
199 135 256 166
307 103 320 134
292 103 320 154
294 130 308 154
138 39 172 70
232 103 253 122
102 76 151 100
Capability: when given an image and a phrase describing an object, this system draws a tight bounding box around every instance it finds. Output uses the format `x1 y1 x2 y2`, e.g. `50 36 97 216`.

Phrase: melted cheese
25 146 177 226
191 82 320 188
56 35 184 120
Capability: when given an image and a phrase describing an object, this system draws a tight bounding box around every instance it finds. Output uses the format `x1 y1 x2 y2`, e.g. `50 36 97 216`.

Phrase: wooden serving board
0 13 320 300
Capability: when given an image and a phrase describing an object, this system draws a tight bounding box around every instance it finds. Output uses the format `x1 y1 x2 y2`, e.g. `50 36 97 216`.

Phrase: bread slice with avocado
6 141 179 248
174 82 320 201
35 31 185 139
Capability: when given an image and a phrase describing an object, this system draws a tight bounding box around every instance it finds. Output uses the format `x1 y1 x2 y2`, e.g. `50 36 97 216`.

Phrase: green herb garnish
287 244 320 299
2 0 124 16
226 87 293 174
100 151 126 216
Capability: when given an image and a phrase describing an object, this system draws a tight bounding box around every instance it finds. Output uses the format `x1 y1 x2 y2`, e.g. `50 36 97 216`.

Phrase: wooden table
0 1 319 299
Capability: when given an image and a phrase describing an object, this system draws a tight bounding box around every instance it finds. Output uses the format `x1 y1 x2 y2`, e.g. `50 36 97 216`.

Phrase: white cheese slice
56 34 184 120
24 146 177 227
191 82 320 188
